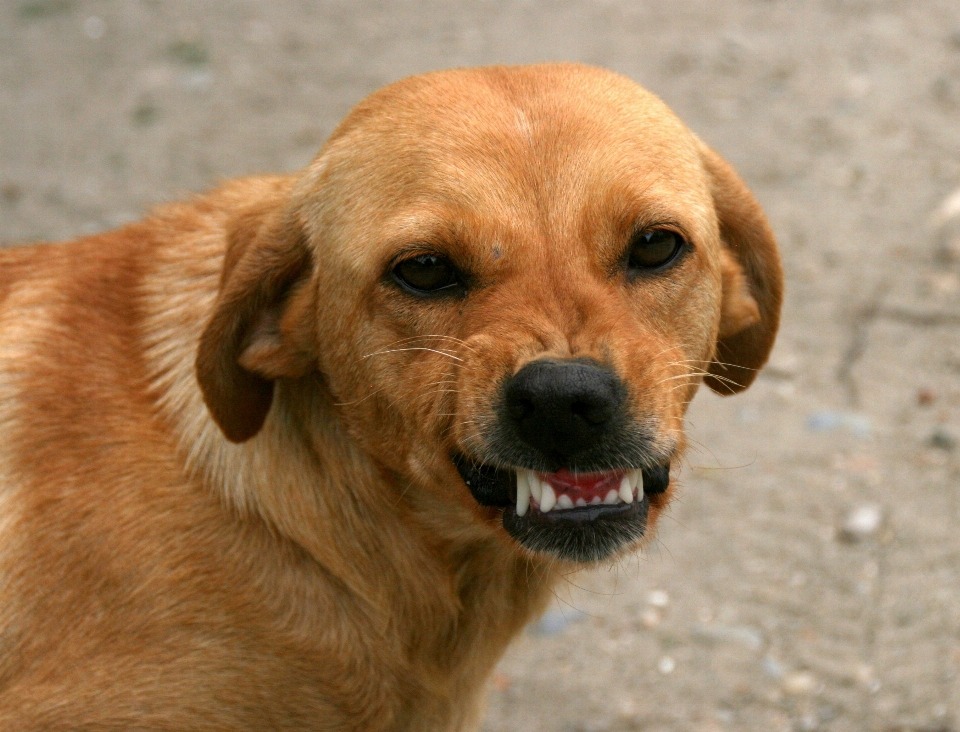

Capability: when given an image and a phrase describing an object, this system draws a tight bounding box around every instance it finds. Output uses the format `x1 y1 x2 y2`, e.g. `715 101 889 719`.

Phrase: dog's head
196 64 782 564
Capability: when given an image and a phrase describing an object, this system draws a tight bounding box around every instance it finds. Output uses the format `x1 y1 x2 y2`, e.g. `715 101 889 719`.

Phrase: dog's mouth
452 456 669 562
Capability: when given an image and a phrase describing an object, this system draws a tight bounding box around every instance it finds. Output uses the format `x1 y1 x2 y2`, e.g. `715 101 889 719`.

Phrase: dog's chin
501 497 649 563
452 456 668 563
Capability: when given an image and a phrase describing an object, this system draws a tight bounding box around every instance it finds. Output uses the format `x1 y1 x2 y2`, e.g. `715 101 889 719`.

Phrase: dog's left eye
393 254 462 294
627 229 685 271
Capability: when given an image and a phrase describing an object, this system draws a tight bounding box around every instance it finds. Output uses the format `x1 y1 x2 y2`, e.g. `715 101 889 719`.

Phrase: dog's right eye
392 254 462 295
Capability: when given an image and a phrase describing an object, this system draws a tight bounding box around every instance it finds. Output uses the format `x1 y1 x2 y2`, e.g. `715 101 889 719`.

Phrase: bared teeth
513 469 644 515
527 470 542 502
618 474 634 504
630 469 643 496
539 483 557 512
515 470 531 517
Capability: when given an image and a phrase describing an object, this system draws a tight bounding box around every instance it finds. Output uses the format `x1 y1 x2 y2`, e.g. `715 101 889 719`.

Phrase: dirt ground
3 1 960 730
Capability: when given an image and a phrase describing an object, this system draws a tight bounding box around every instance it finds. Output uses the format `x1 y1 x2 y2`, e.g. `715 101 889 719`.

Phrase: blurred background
2 1 960 730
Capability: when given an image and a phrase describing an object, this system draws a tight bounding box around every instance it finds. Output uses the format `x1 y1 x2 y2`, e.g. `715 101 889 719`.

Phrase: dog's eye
393 254 461 294
627 229 684 271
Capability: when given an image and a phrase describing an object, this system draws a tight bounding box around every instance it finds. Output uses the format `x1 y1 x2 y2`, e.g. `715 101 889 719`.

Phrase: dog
0 64 782 730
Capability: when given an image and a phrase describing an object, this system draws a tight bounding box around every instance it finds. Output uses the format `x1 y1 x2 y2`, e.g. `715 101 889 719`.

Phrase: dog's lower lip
501 495 650 562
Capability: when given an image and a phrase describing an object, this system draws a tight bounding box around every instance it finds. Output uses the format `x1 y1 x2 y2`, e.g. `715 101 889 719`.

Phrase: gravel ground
3 2 960 730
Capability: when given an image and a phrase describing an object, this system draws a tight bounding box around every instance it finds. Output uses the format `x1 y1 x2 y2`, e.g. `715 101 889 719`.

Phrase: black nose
502 359 627 464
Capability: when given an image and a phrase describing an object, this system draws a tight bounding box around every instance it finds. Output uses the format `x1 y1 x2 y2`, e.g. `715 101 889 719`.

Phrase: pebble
640 607 662 629
658 656 676 674
762 655 786 678
807 411 872 438
917 388 936 406
647 590 670 608
929 427 957 452
530 607 585 636
854 664 881 693
931 186 960 262
83 15 105 40
782 671 817 696
0 183 22 205
691 622 764 651
838 503 883 542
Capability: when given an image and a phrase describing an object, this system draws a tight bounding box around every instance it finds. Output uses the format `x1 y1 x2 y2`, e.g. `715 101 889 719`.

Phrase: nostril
570 399 609 426
508 398 535 422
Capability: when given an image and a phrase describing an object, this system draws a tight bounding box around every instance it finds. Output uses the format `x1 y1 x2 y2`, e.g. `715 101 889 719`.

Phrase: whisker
361 346 464 362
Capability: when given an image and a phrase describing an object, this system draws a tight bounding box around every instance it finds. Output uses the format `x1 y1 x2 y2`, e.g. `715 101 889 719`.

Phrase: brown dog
0 64 781 730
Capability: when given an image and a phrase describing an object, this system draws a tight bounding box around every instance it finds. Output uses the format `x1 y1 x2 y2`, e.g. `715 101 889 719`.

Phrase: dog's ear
698 143 784 395
196 192 316 443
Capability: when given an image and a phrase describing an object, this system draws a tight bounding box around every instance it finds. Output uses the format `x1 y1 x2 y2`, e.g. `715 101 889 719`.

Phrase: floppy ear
196 193 316 443
698 143 784 395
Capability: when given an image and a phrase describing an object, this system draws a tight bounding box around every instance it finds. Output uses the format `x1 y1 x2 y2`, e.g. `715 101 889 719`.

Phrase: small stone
658 656 676 674
1 183 22 205
918 388 937 406
640 607 661 629
929 428 957 452
691 622 764 651
838 503 883 542
694 722 725 732
807 411 871 438
647 590 670 608
853 663 874 685
762 655 786 678
82 15 105 40
530 607 585 636
168 40 209 67
782 671 817 696
931 187 960 262
617 697 639 716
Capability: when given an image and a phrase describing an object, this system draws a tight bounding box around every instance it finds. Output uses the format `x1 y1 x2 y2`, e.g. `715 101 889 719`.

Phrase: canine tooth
575 498 587 507
516 471 531 517
590 496 602 505
557 494 574 509
603 489 619 505
540 483 557 513
526 470 542 502
629 469 641 494
618 474 634 504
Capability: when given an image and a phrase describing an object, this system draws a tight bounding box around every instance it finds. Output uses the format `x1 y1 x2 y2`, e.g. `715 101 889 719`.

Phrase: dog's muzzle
454 358 672 562
453 457 669 562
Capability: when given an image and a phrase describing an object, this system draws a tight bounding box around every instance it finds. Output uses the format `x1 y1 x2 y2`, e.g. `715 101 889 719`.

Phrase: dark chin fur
501 498 649 562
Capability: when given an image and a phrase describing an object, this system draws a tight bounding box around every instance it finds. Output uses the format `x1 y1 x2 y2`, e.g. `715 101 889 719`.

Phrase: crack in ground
837 282 890 408
876 306 960 328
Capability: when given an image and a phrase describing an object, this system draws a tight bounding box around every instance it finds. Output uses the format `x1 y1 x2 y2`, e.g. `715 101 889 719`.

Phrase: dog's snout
502 360 626 463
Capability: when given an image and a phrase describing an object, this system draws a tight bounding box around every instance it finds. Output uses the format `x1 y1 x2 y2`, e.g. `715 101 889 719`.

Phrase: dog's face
196 65 782 564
